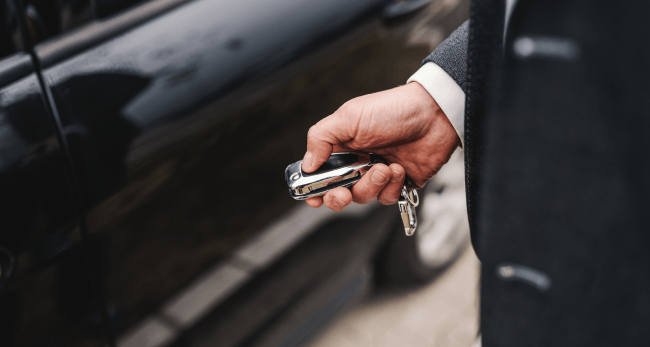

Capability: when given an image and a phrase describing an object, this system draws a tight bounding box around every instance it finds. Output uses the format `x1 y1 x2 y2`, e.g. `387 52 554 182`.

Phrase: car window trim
34 0 190 69
0 52 34 87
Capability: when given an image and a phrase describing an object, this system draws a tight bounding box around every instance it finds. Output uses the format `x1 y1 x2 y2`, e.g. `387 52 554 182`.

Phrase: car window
20 0 93 44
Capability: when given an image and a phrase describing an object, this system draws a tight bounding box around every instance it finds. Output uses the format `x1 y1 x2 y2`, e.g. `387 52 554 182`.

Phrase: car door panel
39 0 385 131
0 51 109 346
32 0 434 344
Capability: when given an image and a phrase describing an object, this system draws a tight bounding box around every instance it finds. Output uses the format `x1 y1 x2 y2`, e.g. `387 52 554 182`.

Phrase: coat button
496 262 551 292
513 36 580 61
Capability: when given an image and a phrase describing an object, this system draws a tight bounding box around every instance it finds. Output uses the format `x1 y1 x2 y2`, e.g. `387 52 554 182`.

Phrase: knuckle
337 99 360 117
338 99 353 112
307 125 317 140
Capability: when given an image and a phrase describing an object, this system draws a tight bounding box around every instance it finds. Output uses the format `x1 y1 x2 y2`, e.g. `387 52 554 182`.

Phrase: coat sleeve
422 20 469 94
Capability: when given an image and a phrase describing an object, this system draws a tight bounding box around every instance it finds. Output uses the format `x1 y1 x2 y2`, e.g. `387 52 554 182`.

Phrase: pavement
307 244 480 347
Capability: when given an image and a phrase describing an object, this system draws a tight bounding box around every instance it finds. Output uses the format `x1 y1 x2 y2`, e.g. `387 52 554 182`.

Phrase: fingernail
371 170 388 185
302 150 313 171
391 169 403 183
333 197 346 207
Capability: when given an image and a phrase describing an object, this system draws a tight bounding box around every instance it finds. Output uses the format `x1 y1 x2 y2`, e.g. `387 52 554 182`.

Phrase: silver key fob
285 152 381 200
285 152 419 236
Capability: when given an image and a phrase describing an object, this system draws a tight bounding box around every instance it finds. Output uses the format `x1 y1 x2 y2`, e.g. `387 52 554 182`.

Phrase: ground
308 244 480 347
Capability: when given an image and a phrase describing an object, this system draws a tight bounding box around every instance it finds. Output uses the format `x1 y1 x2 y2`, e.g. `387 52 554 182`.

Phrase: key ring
399 183 418 236
401 186 419 207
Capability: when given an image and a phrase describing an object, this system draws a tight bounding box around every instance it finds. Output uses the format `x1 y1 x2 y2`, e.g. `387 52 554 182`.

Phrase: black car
0 0 469 346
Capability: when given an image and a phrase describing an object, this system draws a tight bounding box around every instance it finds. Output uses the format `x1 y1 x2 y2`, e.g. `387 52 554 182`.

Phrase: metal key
285 152 418 236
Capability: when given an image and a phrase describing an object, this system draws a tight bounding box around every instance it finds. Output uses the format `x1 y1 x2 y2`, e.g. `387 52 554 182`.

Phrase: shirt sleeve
407 62 466 148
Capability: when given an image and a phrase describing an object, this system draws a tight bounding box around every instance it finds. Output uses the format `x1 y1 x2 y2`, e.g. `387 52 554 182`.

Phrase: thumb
302 127 334 173
302 115 351 173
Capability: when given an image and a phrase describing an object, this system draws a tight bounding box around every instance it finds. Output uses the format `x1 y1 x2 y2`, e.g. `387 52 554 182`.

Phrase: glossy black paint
1 0 436 345
0 54 106 345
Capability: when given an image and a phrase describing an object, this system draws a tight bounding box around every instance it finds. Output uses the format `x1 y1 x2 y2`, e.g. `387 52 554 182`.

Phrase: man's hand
302 82 460 211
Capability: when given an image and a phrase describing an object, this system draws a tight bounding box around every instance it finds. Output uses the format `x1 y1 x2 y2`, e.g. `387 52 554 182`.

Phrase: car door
0 1 112 346
24 0 438 345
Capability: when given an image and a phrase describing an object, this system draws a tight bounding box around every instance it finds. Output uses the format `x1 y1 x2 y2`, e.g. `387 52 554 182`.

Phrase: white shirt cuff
407 62 466 148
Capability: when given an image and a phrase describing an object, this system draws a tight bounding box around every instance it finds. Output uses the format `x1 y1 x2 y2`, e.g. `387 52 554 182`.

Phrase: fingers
321 187 353 212
350 164 394 204
378 163 405 205
305 197 323 208
307 163 405 211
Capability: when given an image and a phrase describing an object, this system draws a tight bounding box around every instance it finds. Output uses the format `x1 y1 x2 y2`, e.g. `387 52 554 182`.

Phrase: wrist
406 81 461 149
407 63 465 148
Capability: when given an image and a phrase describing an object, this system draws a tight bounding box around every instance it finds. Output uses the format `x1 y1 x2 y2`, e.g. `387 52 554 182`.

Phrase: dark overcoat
426 0 650 345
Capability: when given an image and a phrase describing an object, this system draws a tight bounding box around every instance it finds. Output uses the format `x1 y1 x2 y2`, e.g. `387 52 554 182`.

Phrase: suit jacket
424 0 650 345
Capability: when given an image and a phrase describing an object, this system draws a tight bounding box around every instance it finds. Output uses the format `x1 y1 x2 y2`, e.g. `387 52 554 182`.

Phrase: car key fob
285 152 387 200
285 152 419 236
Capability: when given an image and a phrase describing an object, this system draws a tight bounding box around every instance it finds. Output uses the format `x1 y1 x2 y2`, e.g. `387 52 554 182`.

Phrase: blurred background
0 0 477 346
